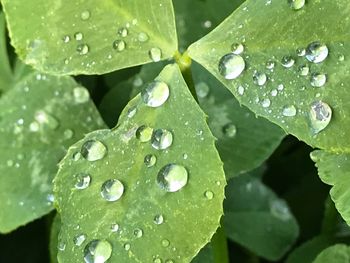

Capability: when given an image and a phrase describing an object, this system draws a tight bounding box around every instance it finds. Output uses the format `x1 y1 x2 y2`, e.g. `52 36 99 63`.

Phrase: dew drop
157 164 188 192
309 101 332 134
282 105 297 117
77 44 89 55
253 71 267 86
153 258 162 263
296 47 306 56
63 129 74 140
81 10 91 20
113 40 126 51
288 0 305 10
144 154 157 167
154 214 164 225
35 110 59 130
218 53 245 80
74 32 84 41
134 228 143 238
204 190 214 200
141 81 169 107
310 73 327 87
149 47 162 62
151 129 173 150
73 87 90 103
138 32 149 42
83 240 112 263
63 35 70 43
111 223 119 232
266 60 275 69
73 234 86 246
161 239 170 247
298 65 309 76
136 125 153 142
261 98 271 108
338 54 345 62
196 82 210 98
222 123 237 138
124 243 131 251
74 173 91 189
281 56 295 68
271 89 278 97
81 140 107 161
237 85 245 95
118 27 128 37
270 200 291 221
101 179 124 202
306 41 329 63
231 43 244 54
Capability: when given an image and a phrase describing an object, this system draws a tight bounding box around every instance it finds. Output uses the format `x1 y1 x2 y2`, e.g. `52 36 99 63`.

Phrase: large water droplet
157 164 188 192
218 53 245 80
74 234 86 246
253 71 267 86
231 43 244 54
81 140 107 161
310 73 327 87
101 179 124 202
288 0 305 10
222 123 237 138
74 173 91 189
136 125 153 142
73 87 90 103
149 47 162 62
282 105 297 117
151 129 173 150
83 240 112 263
77 44 89 55
113 40 126 51
141 81 169 107
309 101 332 134
306 41 329 63
144 154 157 167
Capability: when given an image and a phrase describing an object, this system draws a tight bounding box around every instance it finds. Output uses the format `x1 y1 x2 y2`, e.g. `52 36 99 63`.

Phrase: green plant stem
174 51 198 102
212 224 229 263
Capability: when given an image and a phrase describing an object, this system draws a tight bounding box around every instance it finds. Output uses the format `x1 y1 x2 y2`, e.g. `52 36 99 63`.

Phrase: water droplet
253 71 267 86
202 20 212 28
196 82 210 98
222 123 237 138
157 164 188 192
298 65 309 76
281 56 295 68
63 35 70 43
63 129 74 140
149 47 162 62
74 173 91 189
74 32 84 41
282 105 297 117
161 239 170 247
153 258 162 263
77 44 89 55
309 101 332 134
29 121 40 132
73 87 90 103
261 98 271 108
154 214 164 225
237 85 245 95
141 81 169 107
204 190 214 200
306 41 329 63
231 43 244 54
101 179 124 202
151 129 173 150
288 0 305 10
118 27 128 37
74 234 86 246
296 47 306 56
73 152 82 161
127 106 137 118
266 60 275 69
111 223 119 232
81 10 91 20
58 241 66 251
81 140 107 161
144 154 157 167
277 84 284 91
134 228 143 238
338 54 345 62
35 111 59 130
83 240 112 263
271 89 278 96
136 125 153 142
113 40 126 51
124 243 131 251
310 73 327 87
270 200 291 220
138 32 149 42
218 53 245 80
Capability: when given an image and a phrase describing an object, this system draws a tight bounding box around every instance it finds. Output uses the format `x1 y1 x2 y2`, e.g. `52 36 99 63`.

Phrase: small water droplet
218 53 245 80
144 154 157 167
231 43 244 54
74 173 91 189
127 106 137 118
136 125 153 142
74 32 84 41
134 228 143 238
222 123 237 138
124 243 131 251
281 56 295 68
63 129 74 140
298 65 309 76
309 101 332 134
73 87 90 103
154 214 164 225
161 239 170 247
261 98 271 108
83 240 112 263
266 60 275 69
153 258 162 263
77 44 89 55
81 140 107 161
118 27 128 37
35 110 59 130
141 81 169 107
73 152 81 161
113 40 126 51
149 47 162 62
196 82 210 98
277 84 284 91
111 223 119 232
237 85 245 95
58 241 66 251
101 179 124 202
81 10 91 20
63 35 70 43
151 129 173 150
306 41 329 63
157 164 188 192
282 105 297 117
296 47 306 56
310 73 327 87
138 32 149 42
73 234 86 246
338 54 345 62
270 200 291 220
288 0 305 10
204 190 214 200
271 89 278 96
253 71 267 86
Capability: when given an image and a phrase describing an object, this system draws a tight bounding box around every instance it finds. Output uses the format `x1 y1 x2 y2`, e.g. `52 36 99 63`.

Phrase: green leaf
2 0 177 75
192 62 285 177
0 73 106 233
53 64 226 262
50 214 61 263
286 236 334 263
224 174 299 260
311 150 350 226
313 244 350 263
191 244 214 263
188 0 350 152
0 12 12 92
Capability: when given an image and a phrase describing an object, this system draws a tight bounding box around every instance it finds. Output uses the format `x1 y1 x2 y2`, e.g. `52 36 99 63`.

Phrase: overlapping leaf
313 244 350 263
54 64 226 262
